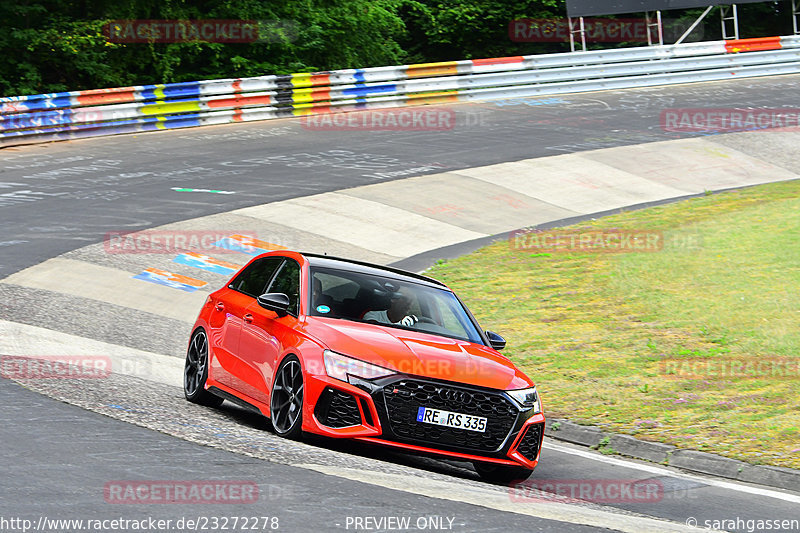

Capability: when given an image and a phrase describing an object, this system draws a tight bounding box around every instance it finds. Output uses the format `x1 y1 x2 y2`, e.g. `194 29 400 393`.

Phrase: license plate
416 406 487 433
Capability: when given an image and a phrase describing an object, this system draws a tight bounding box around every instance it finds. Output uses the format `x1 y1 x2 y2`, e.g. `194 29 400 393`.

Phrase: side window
229 257 283 297
267 259 301 316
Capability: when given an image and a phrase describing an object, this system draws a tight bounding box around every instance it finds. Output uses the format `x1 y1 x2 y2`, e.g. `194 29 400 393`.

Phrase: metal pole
675 5 713 45
720 6 727 39
657 10 664 45
645 11 664 45
569 16 587 52
569 17 576 52
580 16 586 51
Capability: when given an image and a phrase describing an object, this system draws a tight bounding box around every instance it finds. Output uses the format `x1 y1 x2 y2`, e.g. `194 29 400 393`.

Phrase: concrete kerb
544 419 800 492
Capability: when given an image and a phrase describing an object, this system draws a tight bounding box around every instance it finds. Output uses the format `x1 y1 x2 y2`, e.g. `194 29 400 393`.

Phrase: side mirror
486 330 506 351
257 293 290 317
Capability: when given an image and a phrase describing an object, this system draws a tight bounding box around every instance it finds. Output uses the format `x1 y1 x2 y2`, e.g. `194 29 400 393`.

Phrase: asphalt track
2 75 800 532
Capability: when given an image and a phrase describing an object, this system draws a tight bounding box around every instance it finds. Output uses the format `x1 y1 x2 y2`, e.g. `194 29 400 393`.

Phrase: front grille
515 423 543 462
381 379 518 452
314 388 362 428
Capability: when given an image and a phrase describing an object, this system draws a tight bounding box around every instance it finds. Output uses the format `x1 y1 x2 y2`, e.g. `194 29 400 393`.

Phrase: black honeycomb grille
315 388 361 428
382 380 518 452
515 423 543 462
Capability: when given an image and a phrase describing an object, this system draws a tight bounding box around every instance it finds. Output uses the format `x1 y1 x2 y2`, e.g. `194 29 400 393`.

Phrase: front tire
270 355 304 439
473 461 533 484
184 330 223 407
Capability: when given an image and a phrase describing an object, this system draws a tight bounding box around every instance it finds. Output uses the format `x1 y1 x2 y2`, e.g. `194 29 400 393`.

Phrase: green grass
425 180 800 469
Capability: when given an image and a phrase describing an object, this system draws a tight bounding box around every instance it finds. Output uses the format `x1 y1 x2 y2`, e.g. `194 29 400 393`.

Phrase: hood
303 317 533 391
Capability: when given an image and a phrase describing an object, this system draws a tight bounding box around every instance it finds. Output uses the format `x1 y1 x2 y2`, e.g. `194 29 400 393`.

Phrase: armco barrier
1 35 799 147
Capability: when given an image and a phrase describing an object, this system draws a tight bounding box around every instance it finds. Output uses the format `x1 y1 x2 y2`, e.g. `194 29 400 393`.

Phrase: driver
363 287 418 326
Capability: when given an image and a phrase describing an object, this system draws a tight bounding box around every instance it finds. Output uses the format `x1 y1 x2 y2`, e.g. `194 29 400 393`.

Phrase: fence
1 35 798 147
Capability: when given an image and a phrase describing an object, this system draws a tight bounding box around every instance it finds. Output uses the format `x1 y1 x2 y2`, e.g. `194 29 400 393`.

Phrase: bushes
0 0 791 97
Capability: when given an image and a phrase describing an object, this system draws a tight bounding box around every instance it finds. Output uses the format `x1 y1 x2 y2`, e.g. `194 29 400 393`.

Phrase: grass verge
425 180 800 469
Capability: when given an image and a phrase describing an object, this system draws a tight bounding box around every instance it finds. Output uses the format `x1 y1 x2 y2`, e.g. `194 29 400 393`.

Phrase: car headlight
323 350 395 383
507 387 541 412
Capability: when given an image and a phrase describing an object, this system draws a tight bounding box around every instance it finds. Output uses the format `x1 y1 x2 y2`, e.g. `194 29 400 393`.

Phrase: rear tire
184 330 223 408
473 462 533 484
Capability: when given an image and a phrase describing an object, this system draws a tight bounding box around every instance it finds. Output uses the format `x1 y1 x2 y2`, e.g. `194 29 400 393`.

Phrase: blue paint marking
417 407 426 422
133 270 201 292
213 237 270 256
343 84 397 97
163 82 202 99
173 254 236 275
354 70 366 83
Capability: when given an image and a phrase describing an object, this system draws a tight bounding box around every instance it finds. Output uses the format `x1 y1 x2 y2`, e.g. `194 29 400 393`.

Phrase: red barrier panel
725 36 782 53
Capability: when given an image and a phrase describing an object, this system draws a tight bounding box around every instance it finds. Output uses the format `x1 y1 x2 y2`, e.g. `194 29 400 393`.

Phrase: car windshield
309 266 484 344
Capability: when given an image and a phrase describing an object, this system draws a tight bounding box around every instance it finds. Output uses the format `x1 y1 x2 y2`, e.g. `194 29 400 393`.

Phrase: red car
184 251 544 482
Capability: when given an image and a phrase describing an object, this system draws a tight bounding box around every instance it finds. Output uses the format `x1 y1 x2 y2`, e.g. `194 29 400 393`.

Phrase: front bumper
302 372 545 469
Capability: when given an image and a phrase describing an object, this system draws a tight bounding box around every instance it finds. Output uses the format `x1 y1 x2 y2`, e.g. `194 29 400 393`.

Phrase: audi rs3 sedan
184 251 545 482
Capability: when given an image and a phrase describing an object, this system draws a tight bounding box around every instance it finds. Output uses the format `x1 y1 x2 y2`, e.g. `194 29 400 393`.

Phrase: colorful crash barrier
1 35 798 146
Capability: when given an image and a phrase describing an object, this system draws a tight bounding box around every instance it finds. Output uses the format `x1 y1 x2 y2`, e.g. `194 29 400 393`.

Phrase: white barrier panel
1 35 797 146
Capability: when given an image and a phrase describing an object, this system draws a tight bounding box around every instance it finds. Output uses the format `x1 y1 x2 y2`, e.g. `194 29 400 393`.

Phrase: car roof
301 252 448 290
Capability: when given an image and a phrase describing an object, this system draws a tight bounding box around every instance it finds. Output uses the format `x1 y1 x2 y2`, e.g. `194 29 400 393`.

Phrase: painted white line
0 320 183 387
545 439 800 503
296 463 702 533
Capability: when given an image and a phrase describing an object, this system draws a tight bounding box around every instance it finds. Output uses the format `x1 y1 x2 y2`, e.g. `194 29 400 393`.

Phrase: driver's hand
400 315 418 327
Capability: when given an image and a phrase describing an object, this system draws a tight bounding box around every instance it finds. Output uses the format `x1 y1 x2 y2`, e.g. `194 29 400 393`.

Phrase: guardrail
1 35 799 147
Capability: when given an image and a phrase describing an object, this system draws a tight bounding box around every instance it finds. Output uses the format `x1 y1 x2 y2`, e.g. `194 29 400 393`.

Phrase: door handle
215 302 225 312
244 313 253 324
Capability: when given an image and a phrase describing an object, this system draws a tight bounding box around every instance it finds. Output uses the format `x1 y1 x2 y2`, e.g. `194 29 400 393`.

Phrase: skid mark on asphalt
295 464 697 533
